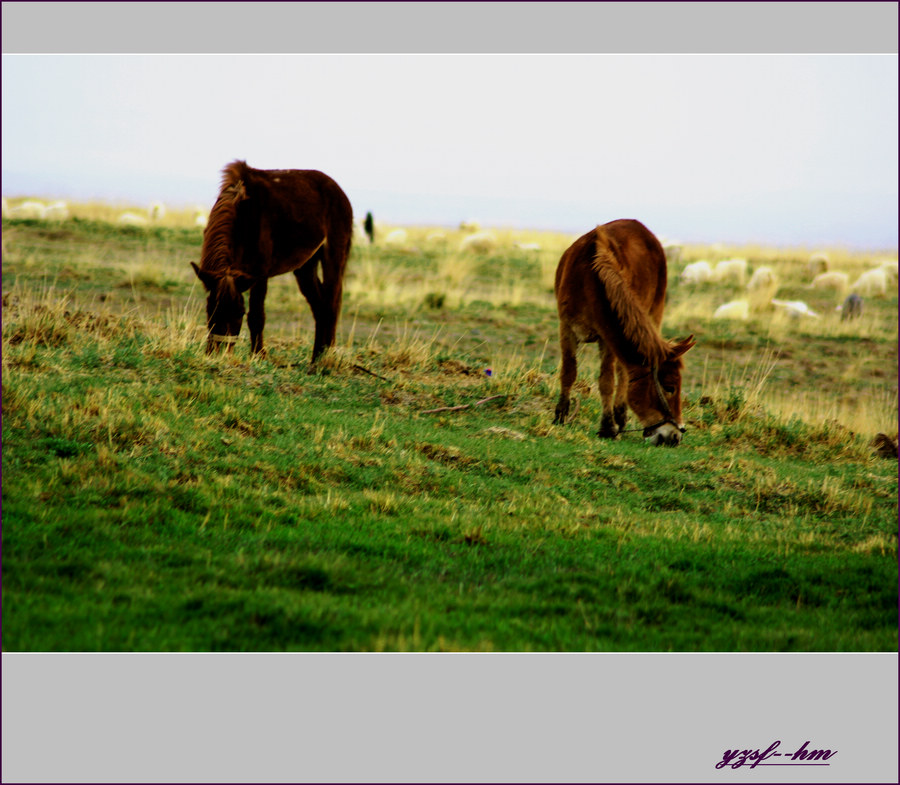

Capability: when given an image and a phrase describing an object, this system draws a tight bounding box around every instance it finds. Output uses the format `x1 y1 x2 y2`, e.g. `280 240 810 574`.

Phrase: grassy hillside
2 210 897 651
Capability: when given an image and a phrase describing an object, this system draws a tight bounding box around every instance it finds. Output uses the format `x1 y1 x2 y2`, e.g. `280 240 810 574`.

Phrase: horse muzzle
207 333 238 354
643 420 686 446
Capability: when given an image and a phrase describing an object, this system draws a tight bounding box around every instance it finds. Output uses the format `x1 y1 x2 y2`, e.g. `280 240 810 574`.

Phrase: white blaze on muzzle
645 422 684 446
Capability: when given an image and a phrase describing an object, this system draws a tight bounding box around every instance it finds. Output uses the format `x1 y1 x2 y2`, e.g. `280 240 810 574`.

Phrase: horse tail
592 243 669 367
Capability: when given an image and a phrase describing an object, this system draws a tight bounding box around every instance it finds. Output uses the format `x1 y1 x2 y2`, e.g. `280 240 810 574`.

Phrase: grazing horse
191 160 353 364
553 219 695 446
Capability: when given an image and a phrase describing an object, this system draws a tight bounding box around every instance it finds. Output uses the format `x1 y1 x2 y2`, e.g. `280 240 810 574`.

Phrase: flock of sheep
1 198 208 228
2 198 70 221
352 217 542 256
674 249 898 323
3 200 897 322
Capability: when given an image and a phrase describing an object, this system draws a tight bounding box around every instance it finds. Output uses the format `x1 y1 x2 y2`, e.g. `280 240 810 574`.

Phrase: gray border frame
2 2 898 54
2 2 898 783
3 653 899 783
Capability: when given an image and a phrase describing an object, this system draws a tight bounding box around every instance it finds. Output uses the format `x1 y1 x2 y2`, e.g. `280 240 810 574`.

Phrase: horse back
230 163 353 278
597 219 668 321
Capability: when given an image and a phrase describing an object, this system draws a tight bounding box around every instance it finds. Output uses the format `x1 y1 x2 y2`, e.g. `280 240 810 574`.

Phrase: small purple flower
484 368 492 377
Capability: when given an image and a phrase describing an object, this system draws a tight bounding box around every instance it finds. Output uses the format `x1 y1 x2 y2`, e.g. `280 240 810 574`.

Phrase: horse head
190 263 255 353
627 335 695 446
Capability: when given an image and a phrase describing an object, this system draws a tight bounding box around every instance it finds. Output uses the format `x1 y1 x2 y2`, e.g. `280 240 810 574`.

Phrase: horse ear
191 261 216 290
670 335 696 358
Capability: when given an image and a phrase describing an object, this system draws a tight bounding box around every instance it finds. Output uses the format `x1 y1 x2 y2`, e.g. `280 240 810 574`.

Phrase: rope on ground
351 363 391 381
421 394 510 415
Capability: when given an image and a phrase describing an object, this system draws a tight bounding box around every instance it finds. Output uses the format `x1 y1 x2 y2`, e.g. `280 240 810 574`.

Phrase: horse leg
295 256 344 365
554 322 578 424
613 358 629 432
247 278 268 355
597 344 619 438
315 244 346 359
294 265 323 364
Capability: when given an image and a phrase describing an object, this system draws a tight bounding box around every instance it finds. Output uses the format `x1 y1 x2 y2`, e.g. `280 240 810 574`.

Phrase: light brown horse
191 160 353 365
553 219 695 446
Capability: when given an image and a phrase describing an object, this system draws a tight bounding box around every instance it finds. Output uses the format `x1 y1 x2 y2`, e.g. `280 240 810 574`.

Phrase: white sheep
772 299 820 319
118 212 149 226
811 271 849 293
460 231 497 254
513 241 541 251
679 260 713 285
808 252 829 277
659 238 683 265
43 201 69 220
877 259 898 281
747 266 777 292
713 299 750 320
194 211 208 228
711 258 748 286
9 200 46 219
382 228 409 248
851 267 889 297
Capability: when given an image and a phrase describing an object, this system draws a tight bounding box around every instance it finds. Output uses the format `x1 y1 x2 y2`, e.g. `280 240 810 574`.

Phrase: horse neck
199 194 239 273
593 252 669 367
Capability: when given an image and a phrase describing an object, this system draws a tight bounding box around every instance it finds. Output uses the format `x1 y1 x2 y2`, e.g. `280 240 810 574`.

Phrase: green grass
2 215 897 651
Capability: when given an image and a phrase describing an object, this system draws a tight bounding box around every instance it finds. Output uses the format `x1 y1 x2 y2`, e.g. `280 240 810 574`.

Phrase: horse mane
592 241 670 367
198 160 250 275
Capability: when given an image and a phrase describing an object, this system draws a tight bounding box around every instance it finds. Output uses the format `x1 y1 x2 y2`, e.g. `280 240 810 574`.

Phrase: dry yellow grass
4 203 896 438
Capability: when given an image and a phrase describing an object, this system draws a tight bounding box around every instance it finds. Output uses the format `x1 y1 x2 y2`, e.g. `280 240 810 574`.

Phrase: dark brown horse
553 219 695 446
191 160 353 364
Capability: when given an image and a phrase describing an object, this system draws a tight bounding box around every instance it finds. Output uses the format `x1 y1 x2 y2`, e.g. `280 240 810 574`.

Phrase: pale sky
2 53 897 248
